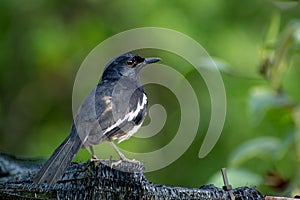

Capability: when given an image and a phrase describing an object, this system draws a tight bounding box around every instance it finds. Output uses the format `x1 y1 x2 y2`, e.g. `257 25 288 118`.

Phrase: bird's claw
110 158 142 168
90 155 100 162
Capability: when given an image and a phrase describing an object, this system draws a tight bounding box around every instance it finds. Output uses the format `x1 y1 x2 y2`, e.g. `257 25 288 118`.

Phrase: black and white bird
33 53 161 186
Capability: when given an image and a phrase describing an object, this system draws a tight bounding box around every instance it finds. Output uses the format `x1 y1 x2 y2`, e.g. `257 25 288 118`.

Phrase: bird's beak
144 57 161 64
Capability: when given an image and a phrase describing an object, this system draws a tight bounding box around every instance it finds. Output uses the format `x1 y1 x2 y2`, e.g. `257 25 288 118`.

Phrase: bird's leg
110 141 127 160
89 146 99 161
109 142 141 166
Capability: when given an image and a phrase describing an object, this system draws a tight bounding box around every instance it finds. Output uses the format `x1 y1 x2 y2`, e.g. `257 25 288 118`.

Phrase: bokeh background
1 0 300 196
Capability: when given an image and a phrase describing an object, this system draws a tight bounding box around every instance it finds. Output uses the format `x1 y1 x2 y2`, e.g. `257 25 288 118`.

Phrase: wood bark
0 152 265 200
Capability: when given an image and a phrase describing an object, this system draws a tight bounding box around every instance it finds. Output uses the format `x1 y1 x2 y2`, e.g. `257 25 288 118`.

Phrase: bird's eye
126 59 135 66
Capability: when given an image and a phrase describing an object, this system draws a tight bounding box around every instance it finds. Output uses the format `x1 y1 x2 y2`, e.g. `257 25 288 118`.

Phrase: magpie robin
33 53 161 186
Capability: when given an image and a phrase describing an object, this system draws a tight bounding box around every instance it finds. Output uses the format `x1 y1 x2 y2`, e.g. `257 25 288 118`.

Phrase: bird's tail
33 124 82 186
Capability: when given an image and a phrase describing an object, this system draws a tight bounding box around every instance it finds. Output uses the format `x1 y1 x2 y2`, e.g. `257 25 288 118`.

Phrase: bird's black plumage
33 53 160 186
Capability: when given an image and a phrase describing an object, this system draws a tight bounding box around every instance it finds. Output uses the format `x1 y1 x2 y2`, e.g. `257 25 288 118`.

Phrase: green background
1 0 300 196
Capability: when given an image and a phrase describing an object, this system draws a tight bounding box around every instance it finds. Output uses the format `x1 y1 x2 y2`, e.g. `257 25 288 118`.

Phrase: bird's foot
110 158 142 168
90 154 100 162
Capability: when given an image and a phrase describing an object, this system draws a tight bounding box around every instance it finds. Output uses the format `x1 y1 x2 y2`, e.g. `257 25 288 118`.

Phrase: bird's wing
74 82 114 144
75 81 147 146
102 88 147 141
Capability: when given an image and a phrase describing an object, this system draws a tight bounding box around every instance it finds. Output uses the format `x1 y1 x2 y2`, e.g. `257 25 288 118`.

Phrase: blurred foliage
226 9 300 196
1 0 300 196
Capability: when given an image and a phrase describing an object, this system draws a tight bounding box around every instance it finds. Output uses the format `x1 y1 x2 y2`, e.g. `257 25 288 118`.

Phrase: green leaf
293 105 300 161
229 136 281 167
276 131 295 160
248 86 291 124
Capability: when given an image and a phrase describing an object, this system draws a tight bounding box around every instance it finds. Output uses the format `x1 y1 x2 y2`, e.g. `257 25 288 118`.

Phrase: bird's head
102 53 161 81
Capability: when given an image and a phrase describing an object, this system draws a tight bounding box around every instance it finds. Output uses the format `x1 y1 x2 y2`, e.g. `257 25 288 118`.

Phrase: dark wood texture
0 152 264 199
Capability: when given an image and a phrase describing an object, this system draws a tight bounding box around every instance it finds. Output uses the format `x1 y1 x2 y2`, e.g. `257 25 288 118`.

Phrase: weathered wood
0 152 264 199
265 197 298 200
